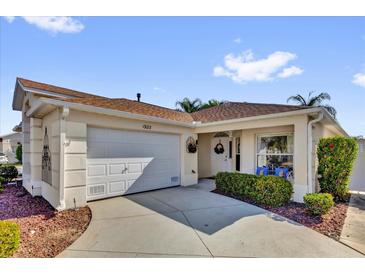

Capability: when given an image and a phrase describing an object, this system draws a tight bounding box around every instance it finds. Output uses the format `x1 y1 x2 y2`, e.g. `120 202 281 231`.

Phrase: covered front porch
195 115 310 202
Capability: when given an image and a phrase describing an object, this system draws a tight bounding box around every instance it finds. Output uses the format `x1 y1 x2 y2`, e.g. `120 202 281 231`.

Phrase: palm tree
175 98 202 113
287 91 337 118
200 99 223 110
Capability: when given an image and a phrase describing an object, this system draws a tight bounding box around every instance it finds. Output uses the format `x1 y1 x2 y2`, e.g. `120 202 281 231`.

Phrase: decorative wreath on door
214 141 225 154
186 136 197 153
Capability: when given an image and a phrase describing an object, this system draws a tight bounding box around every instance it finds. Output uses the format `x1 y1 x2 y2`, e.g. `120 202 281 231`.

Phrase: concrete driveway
59 181 362 258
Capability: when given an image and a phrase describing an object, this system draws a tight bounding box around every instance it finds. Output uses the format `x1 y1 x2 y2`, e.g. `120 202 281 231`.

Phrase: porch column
293 116 309 202
28 118 43 196
240 129 255 174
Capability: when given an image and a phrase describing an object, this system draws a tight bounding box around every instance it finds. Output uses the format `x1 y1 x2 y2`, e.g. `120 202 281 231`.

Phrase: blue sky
1 16 364 136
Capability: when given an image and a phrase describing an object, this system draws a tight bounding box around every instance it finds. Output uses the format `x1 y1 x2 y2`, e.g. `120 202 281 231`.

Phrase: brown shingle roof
59 97 194 123
191 102 310 123
17 78 104 99
18 78 310 124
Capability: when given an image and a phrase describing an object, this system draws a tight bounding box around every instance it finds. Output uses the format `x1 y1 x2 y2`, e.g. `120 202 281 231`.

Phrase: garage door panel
88 164 107 177
108 180 126 194
87 127 180 201
109 163 126 175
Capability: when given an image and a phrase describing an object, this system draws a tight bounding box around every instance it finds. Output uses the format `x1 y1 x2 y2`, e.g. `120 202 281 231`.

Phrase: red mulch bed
0 185 91 258
212 189 349 240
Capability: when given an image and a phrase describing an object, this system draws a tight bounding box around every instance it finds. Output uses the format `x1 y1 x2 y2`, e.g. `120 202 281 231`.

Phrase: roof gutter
307 111 324 194
29 97 198 128
193 107 324 130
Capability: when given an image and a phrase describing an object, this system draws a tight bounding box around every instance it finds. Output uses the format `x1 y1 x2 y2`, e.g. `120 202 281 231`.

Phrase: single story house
0 132 23 163
12 78 348 210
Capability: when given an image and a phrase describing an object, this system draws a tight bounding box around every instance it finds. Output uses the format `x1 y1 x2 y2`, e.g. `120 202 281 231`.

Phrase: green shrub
0 221 20 258
216 172 293 207
304 193 334 216
317 137 358 200
0 176 5 186
0 165 18 183
16 144 22 163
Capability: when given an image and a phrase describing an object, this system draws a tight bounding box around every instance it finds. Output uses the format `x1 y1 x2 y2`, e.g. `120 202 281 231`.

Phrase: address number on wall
142 124 152 130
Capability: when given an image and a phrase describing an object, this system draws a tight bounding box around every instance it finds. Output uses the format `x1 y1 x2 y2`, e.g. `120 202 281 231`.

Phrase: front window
256 134 294 179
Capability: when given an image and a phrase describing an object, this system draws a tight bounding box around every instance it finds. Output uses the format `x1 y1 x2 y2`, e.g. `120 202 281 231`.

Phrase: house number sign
142 124 152 130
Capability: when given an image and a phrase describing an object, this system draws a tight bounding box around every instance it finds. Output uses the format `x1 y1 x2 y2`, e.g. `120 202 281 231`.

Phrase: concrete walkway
340 193 365 254
59 181 362 258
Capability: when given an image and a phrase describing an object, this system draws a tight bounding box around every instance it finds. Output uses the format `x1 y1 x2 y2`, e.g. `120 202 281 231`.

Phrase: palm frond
323 104 337 119
287 94 308 105
307 92 331 106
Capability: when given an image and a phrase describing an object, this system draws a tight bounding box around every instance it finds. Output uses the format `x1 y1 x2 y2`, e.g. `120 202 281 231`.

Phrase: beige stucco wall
40 109 61 208
198 133 214 178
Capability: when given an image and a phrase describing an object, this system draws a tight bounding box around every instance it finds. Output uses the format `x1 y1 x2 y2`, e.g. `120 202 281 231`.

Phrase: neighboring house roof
12 121 22 132
14 78 314 124
191 102 309 123
17 77 105 99
0 132 22 139
59 97 195 123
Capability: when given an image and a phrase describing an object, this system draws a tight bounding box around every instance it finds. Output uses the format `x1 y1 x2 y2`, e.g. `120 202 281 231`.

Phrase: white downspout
58 106 69 210
307 111 324 193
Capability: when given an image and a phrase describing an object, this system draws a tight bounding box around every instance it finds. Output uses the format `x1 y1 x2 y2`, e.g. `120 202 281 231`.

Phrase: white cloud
233 38 241 44
153 87 166 93
22 17 84 34
4 16 15 23
353 73 365 88
213 49 303 84
3 16 84 34
278 66 304 78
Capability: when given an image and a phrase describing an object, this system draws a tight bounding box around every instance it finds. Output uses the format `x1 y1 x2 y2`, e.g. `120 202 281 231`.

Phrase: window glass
257 134 294 179
257 135 293 154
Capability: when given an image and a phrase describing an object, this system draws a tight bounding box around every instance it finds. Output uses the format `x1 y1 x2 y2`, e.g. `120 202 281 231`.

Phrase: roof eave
12 79 25 111
320 107 349 137
194 107 323 128
30 97 197 128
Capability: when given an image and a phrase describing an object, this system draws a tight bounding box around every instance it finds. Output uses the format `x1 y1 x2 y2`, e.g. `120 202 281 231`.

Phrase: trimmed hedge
216 172 293 207
0 165 18 183
317 137 358 200
304 193 334 216
0 221 20 258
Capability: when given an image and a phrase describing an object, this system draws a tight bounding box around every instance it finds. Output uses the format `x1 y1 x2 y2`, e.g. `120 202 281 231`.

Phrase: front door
211 137 232 176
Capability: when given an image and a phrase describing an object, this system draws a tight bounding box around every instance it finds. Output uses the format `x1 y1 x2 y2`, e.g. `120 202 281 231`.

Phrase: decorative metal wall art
42 127 52 185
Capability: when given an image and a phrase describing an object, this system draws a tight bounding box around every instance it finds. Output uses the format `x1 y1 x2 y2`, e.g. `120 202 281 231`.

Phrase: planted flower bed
214 171 349 240
0 185 91 258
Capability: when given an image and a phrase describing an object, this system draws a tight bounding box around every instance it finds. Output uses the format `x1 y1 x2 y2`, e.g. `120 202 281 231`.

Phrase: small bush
0 221 20 258
216 172 293 207
304 193 334 216
0 165 18 183
0 176 5 186
16 145 22 163
317 137 359 200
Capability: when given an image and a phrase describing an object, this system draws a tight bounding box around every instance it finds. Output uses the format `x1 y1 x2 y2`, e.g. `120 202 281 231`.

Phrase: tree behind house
287 91 337 119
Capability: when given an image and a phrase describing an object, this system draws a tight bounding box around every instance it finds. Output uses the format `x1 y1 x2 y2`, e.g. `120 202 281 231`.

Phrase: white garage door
86 127 181 201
